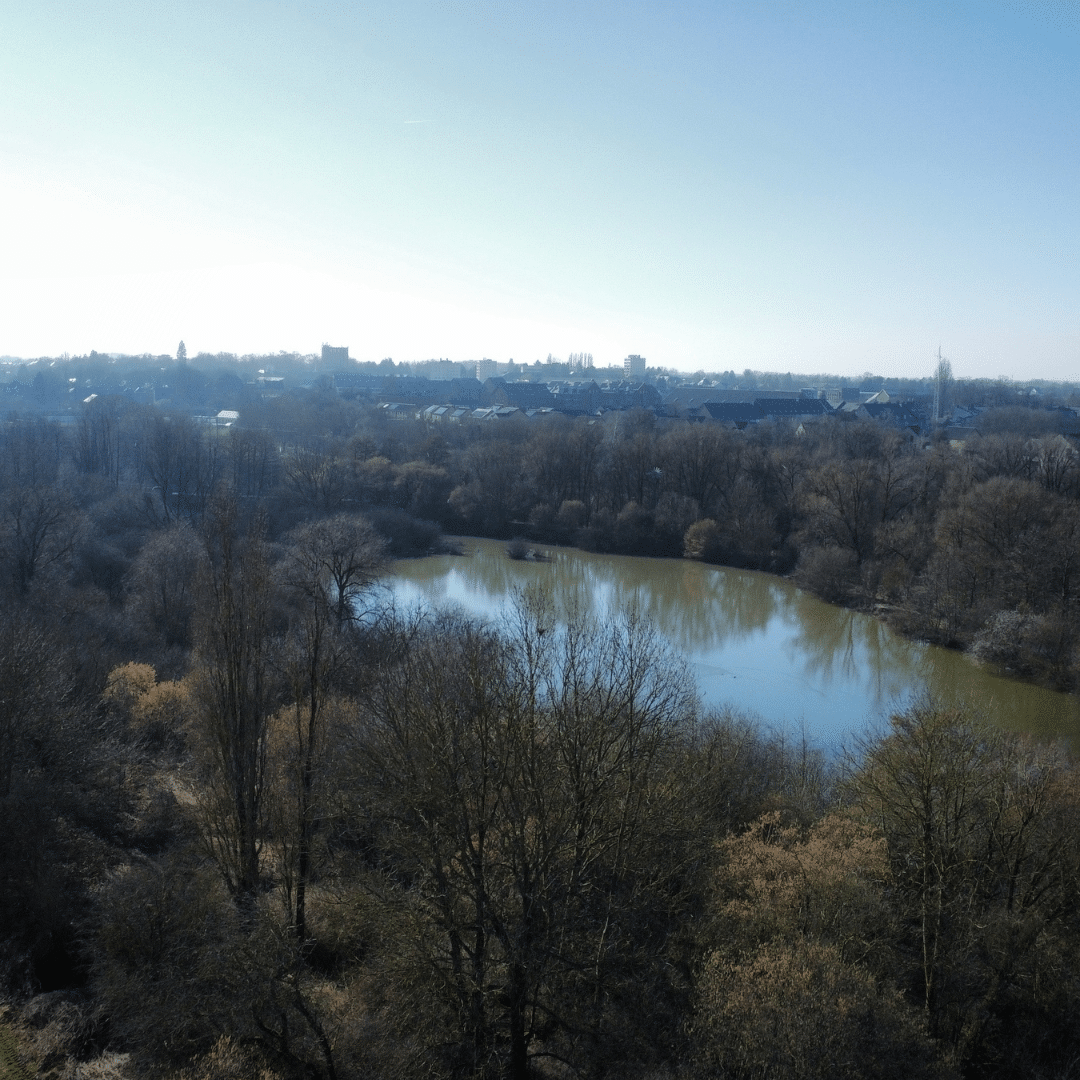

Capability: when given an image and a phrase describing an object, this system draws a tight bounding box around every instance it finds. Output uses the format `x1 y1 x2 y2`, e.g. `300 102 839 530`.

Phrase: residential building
476 358 499 381
321 344 349 364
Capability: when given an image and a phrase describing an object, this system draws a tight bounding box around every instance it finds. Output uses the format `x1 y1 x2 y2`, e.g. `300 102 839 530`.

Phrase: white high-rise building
624 354 646 380
476 358 499 381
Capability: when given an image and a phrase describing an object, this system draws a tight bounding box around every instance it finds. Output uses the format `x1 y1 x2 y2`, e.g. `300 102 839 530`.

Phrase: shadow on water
390 538 1080 750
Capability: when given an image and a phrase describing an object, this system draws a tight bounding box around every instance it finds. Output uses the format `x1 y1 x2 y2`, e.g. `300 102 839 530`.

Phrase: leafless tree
351 591 697 1078
279 513 388 628
850 701 1080 1065
124 521 205 647
190 497 276 913
142 412 221 524
0 484 81 594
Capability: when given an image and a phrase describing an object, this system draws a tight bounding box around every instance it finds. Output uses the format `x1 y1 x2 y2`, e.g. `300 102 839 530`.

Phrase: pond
387 538 1080 749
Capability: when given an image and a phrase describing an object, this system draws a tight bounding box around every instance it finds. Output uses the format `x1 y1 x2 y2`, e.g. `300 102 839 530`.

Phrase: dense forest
4 374 1080 1079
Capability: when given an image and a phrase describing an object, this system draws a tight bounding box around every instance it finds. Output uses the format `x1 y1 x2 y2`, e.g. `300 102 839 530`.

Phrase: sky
1 1 1078 380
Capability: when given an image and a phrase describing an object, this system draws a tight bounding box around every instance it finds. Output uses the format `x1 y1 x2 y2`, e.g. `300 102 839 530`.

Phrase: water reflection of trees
400 542 787 653
670 563 780 649
551 560 784 653
786 591 930 703
390 540 1080 743
389 554 463 588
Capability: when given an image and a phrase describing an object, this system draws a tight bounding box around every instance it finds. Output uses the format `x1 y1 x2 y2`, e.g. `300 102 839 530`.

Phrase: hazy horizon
7 349 1080 394
2 2 1078 381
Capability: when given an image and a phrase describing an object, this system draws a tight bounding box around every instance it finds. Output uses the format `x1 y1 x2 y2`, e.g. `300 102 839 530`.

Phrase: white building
623 354 646 380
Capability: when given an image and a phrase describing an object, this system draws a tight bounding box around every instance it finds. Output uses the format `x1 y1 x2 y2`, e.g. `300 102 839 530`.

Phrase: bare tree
0 414 65 490
190 497 276 913
75 397 124 484
932 349 952 424
124 521 204 646
224 427 280 500
850 701 1080 1065
280 513 388 628
0 484 81 595
262 513 387 941
0 614 71 799
281 443 348 515
351 593 697 1078
142 412 221 525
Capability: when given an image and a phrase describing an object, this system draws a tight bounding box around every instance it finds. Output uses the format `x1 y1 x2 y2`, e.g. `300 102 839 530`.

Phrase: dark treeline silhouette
4 377 1080 1078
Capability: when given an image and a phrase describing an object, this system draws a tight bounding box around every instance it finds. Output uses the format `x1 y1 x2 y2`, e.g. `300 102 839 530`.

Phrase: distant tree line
3 383 1080 684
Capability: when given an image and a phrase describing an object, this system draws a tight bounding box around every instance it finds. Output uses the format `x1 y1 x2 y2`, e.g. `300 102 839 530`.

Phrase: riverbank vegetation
10 378 1080 685
5 387 1080 1077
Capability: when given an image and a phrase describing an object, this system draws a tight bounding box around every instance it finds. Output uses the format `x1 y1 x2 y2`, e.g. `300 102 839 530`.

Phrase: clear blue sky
1 1 1078 379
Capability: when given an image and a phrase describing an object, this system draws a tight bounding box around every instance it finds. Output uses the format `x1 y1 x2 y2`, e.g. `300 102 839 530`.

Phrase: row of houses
335 372 663 412
378 389 924 433
381 398 928 433
346 373 932 430
384 404 553 423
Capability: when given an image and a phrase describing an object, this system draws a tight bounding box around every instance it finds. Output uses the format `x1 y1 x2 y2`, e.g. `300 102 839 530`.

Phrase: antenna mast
932 346 943 424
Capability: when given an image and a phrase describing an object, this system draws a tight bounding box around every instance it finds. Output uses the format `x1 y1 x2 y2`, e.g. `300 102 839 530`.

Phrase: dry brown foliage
695 940 954 1080
717 811 894 968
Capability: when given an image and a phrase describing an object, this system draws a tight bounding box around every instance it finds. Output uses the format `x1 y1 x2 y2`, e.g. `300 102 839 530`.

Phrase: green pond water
387 538 1080 749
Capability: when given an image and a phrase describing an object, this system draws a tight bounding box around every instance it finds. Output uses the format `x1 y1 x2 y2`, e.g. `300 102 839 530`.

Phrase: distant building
333 371 384 395
414 359 467 379
321 344 349 365
549 381 602 414
838 399 925 431
600 381 662 412
195 410 240 429
624 354 646 380
446 378 486 406
476 358 499 381
821 387 862 407
470 405 523 422
421 404 472 424
485 378 556 409
378 402 418 420
755 398 832 421
701 402 765 428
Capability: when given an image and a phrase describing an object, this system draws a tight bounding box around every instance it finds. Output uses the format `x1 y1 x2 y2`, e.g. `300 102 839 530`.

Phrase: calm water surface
388 538 1080 748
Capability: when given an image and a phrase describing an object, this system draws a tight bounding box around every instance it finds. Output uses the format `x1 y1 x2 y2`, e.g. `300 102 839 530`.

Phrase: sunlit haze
2 1 1078 379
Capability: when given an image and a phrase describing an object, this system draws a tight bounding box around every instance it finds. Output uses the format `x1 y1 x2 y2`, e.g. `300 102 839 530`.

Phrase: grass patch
0 1023 33 1080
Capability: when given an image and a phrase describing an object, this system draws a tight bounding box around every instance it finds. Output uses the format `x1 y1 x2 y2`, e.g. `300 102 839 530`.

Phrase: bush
684 519 723 562
363 508 444 557
694 940 953 1080
506 537 530 560
970 608 1077 689
794 545 859 604
969 609 1031 670
555 499 586 530
87 857 248 1062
